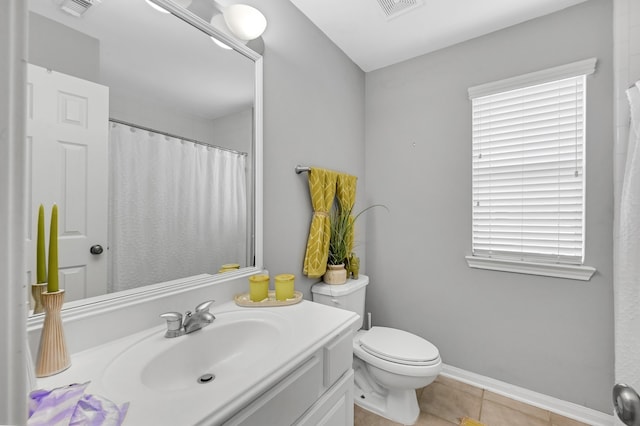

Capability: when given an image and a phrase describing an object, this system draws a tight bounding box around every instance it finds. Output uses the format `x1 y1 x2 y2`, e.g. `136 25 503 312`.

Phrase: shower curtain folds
108 122 247 292
614 80 640 407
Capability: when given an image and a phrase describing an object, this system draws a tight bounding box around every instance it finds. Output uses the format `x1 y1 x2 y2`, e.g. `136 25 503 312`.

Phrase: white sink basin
102 309 290 394
36 299 360 425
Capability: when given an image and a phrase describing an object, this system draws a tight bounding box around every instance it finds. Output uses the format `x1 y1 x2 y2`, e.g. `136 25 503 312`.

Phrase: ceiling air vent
376 0 425 20
60 0 95 17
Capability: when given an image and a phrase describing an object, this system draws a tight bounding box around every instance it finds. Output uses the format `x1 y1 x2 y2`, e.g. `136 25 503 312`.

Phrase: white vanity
35 298 358 425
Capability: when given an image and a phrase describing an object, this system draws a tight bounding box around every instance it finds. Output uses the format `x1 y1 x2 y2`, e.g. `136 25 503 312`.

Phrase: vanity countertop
35 299 359 425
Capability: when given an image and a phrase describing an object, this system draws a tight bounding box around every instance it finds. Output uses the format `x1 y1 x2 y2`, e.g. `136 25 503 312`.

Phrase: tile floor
353 375 590 426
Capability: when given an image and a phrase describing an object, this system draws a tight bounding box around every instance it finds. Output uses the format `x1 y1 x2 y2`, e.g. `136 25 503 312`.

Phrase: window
466 59 597 280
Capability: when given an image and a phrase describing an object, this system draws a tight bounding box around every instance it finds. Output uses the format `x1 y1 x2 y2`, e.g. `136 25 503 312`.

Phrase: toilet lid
359 327 440 365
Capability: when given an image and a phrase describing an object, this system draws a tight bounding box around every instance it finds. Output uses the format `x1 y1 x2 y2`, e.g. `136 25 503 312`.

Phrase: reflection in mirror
26 0 258 313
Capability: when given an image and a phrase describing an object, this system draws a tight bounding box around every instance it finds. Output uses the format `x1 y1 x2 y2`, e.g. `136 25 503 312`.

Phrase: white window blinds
470 74 587 265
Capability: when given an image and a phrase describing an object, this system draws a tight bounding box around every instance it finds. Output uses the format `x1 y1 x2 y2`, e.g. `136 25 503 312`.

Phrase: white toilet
311 275 442 425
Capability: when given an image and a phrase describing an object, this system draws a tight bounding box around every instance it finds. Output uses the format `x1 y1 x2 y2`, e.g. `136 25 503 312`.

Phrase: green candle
47 204 58 293
36 204 47 284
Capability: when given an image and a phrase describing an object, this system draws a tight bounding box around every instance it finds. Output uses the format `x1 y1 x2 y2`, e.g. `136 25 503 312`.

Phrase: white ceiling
288 0 589 72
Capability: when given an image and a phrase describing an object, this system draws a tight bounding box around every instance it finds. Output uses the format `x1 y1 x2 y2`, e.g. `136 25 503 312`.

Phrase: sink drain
197 373 215 384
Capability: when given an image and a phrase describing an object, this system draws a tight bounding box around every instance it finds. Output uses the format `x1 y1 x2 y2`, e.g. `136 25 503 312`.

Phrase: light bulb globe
223 4 267 41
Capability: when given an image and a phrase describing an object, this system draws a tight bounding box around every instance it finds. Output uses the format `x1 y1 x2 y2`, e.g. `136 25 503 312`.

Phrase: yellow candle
275 274 295 301
218 263 240 273
248 274 269 302
47 205 58 293
36 204 47 284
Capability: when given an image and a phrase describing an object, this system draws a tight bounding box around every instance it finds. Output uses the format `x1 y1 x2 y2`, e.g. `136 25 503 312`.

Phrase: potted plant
324 205 352 284
324 202 386 285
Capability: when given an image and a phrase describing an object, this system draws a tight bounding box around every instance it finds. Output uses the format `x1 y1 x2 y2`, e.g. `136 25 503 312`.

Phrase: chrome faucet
183 300 216 334
160 300 216 338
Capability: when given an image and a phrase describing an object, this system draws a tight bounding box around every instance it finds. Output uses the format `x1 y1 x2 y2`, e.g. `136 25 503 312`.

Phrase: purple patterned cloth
28 382 129 426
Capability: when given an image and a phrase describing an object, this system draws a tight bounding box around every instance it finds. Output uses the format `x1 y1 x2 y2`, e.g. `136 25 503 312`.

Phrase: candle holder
31 283 47 314
36 289 71 377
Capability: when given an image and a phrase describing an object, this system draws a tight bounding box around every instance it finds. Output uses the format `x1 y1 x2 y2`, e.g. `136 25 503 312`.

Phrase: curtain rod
295 165 311 174
109 118 248 156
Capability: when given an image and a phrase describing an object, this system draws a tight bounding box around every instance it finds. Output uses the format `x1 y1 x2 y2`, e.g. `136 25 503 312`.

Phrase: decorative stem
48 205 58 293
36 204 47 284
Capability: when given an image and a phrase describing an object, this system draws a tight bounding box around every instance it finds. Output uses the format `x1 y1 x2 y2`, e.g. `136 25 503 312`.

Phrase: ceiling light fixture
209 4 266 50
209 13 241 50
210 37 233 50
222 4 267 41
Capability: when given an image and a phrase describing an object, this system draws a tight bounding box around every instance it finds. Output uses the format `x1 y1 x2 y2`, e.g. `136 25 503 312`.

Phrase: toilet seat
358 326 440 366
353 327 442 377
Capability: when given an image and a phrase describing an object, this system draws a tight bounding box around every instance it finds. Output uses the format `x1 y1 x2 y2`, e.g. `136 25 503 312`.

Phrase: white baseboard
441 364 614 426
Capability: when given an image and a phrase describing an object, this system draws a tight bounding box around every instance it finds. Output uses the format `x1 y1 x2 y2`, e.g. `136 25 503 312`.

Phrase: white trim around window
467 58 598 280
465 256 596 281
467 58 597 99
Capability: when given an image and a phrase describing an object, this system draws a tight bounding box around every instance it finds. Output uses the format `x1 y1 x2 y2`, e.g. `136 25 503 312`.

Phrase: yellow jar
248 274 269 302
221 263 240 269
275 274 295 301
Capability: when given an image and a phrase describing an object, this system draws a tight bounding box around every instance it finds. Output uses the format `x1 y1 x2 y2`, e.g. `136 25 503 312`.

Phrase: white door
26 64 109 303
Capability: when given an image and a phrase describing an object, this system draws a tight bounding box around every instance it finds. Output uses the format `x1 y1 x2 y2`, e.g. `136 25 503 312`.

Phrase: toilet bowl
311 275 442 425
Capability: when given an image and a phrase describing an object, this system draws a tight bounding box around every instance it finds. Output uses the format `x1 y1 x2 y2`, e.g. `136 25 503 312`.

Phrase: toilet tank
311 275 369 330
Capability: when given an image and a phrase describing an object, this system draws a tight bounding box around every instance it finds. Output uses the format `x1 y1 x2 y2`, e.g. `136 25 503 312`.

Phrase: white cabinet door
26 64 109 302
295 370 354 426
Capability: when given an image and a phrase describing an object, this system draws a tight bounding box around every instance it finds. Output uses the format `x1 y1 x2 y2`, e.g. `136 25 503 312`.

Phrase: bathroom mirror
26 0 262 314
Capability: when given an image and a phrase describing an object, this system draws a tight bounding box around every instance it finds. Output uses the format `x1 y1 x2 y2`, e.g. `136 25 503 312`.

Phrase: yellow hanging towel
303 168 338 278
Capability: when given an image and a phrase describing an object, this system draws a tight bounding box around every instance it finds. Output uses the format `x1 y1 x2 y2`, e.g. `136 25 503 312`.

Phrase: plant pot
323 264 347 285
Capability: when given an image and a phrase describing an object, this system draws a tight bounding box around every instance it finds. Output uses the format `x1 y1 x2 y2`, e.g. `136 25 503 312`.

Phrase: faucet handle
195 300 215 313
160 311 184 338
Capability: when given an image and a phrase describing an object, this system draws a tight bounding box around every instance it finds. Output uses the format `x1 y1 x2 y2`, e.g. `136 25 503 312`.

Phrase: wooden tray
234 290 303 307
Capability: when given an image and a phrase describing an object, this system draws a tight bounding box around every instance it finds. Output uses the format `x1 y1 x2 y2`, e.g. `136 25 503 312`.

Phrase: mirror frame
26 0 263 328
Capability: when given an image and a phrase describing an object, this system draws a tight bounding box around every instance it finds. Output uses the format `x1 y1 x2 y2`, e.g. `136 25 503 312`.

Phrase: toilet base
353 358 421 425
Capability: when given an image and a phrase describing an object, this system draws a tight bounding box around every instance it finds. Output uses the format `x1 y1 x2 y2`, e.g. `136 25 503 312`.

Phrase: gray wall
28 12 99 82
108 88 224 145
256 1 366 299
364 0 613 412
210 108 253 154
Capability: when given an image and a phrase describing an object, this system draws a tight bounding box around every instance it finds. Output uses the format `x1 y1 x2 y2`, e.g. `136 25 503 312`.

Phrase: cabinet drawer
223 355 323 426
323 330 353 388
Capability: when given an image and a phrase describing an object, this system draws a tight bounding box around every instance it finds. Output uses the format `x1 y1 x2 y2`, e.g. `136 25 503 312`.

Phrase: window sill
465 256 596 281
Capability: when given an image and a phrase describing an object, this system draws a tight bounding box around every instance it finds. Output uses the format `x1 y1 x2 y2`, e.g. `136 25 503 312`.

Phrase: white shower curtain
614 80 640 406
108 122 247 292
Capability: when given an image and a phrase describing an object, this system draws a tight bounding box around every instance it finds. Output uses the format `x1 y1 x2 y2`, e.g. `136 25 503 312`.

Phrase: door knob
614 383 640 426
90 244 104 255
